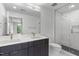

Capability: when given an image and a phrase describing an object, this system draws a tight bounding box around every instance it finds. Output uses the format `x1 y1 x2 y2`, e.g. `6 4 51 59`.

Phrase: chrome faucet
10 33 13 40
32 32 36 37
9 32 13 40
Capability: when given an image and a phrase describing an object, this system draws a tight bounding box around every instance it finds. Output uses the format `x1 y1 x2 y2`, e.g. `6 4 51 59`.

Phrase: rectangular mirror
8 16 23 34
0 3 41 36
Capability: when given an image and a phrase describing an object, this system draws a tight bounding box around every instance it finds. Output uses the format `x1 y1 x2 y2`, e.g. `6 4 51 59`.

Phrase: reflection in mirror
9 16 22 35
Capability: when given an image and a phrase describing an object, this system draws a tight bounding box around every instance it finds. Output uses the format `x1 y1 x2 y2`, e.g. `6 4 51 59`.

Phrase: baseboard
61 45 79 56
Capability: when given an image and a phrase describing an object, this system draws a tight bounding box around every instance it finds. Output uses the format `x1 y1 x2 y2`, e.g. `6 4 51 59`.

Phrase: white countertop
0 34 48 47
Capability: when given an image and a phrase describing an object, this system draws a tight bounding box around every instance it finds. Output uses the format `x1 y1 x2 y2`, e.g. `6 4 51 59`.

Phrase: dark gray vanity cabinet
0 42 29 56
28 39 48 56
10 49 28 56
9 43 29 56
0 38 49 56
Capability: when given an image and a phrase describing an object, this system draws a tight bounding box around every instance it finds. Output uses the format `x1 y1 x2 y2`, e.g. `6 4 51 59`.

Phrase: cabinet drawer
0 44 21 53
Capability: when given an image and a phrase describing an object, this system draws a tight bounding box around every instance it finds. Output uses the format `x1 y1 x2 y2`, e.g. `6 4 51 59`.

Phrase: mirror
0 3 41 36
9 16 22 34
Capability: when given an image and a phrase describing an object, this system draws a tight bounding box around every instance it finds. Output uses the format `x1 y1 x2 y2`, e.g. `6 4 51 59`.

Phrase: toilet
49 43 62 55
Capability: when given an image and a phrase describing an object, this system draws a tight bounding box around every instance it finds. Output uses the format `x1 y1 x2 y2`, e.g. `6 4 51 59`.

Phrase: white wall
40 6 54 43
56 9 79 50
6 11 40 34
64 10 79 50
0 3 6 35
55 12 71 47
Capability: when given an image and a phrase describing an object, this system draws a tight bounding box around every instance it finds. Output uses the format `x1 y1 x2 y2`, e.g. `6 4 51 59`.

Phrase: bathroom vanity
0 35 49 56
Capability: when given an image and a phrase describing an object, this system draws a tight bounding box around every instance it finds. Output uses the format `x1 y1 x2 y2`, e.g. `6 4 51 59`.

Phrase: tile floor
49 46 76 56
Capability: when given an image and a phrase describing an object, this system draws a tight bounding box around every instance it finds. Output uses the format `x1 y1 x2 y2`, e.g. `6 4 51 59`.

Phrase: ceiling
3 3 41 17
3 3 69 16
56 3 79 14
3 3 79 16
39 3 79 14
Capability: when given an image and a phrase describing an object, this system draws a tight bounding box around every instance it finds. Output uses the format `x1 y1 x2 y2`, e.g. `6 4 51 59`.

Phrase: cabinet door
28 46 34 56
35 39 48 56
28 46 41 56
10 49 28 56
28 40 42 56
41 39 49 56
28 39 48 56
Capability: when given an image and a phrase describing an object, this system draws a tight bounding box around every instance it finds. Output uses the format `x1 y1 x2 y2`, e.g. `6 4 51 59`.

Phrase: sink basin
31 36 42 39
